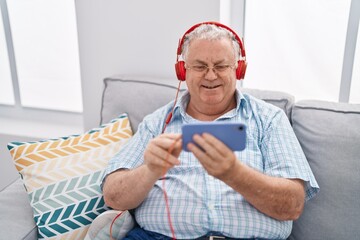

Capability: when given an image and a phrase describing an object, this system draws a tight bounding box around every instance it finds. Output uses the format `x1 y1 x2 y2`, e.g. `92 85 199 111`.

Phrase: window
1 0 82 112
243 0 354 102
0 0 83 138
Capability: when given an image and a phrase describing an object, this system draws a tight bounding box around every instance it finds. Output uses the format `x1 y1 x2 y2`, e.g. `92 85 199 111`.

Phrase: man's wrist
142 163 165 181
220 160 244 185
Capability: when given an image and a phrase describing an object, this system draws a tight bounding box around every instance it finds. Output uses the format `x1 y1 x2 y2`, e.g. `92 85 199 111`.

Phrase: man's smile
202 84 221 89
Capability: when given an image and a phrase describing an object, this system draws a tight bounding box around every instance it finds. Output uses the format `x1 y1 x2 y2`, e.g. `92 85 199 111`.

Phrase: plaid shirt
103 89 319 239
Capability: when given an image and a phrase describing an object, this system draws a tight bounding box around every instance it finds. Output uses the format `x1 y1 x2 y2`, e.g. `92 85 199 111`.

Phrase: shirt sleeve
100 116 155 190
100 101 173 191
260 110 319 201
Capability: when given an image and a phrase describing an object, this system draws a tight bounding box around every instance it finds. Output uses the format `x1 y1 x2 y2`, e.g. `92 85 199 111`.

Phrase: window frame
339 0 360 102
227 0 359 103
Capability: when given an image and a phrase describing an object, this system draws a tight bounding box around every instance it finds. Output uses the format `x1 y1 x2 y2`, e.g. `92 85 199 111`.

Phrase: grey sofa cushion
240 87 294 120
100 76 295 132
0 178 37 240
101 76 187 132
289 100 360 240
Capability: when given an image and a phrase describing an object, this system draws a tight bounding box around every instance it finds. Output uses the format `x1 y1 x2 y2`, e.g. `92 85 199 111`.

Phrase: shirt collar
171 89 246 122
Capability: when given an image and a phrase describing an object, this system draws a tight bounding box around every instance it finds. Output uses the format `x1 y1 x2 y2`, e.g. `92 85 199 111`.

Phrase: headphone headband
175 21 247 81
176 21 246 59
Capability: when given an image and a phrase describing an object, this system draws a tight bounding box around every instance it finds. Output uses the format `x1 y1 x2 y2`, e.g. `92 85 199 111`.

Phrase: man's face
185 38 237 112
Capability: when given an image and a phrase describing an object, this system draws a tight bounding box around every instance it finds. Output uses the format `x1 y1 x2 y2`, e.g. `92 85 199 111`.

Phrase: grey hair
181 23 241 62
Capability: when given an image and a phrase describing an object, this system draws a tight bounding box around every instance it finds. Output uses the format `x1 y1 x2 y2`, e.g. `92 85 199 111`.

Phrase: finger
155 134 182 158
166 134 183 155
201 133 238 172
192 134 223 160
159 133 182 141
187 141 210 163
148 143 180 166
144 148 176 176
201 133 232 157
154 136 181 151
170 139 183 157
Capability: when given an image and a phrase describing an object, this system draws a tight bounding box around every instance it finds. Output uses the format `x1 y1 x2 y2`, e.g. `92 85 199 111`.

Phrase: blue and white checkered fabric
103 89 319 239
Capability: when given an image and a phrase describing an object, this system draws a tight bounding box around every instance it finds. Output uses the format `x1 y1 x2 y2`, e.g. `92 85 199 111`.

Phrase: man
102 22 319 239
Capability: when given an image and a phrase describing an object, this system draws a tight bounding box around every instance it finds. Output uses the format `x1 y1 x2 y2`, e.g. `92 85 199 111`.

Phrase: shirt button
208 203 215 210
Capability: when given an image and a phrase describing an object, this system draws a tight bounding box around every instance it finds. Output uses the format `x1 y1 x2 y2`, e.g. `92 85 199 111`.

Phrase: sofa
1 75 359 240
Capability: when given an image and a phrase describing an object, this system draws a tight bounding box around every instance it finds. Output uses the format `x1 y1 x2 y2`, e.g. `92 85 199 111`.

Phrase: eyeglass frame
185 62 237 76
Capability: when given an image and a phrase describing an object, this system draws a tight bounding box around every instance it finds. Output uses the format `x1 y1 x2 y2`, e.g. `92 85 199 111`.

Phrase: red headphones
175 21 247 81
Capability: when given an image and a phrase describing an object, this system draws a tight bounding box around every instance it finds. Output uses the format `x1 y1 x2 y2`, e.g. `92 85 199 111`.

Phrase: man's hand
187 132 305 221
187 133 236 180
104 133 182 210
144 133 182 177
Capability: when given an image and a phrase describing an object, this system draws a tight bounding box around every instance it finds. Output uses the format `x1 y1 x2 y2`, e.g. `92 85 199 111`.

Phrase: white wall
75 0 222 131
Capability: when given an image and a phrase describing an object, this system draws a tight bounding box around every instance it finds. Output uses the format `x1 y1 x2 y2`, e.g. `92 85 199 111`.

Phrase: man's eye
192 66 207 71
214 65 229 71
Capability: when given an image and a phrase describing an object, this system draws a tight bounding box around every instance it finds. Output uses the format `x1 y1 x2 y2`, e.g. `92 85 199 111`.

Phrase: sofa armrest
0 178 37 240
289 100 360 240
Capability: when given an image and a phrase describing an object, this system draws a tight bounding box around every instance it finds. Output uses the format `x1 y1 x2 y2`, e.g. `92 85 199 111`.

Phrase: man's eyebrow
192 60 226 65
192 60 207 65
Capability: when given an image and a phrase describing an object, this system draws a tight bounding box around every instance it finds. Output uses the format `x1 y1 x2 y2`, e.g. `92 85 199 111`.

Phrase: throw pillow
7 113 133 239
84 210 135 240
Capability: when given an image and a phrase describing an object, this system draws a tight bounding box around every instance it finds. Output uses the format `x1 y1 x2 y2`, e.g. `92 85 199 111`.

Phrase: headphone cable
162 80 182 133
161 80 182 239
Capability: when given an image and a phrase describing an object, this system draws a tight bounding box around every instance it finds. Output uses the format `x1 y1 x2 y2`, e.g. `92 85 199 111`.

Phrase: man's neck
186 95 237 121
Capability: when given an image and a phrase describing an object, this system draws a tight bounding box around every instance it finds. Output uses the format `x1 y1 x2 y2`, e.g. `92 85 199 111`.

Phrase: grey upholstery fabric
240 87 294 120
0 178 37 240
289 100 360 240
100 76 295 132
101 76 187 132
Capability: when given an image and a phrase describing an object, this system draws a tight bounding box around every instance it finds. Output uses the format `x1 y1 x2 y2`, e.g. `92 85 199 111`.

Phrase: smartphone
181 122 246 152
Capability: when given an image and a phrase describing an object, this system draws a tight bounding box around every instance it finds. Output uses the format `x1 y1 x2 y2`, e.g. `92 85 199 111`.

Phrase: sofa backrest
101 76 187 132
100 76 295 131
289 100 360 240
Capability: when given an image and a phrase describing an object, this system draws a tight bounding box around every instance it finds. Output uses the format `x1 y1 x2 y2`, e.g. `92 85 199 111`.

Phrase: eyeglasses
185 63 236 76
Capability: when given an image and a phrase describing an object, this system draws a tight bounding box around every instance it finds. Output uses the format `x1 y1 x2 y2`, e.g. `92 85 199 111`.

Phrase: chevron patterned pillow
7 113 133 239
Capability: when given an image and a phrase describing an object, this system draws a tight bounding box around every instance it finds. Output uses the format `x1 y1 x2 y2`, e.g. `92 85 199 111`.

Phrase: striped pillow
7 113 132 239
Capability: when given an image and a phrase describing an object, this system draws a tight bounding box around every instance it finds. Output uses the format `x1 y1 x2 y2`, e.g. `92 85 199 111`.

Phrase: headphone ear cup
175 61 186 81
236 60 247 80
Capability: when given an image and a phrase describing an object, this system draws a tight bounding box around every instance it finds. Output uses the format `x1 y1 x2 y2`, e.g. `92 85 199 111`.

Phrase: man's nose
204 67 217 79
